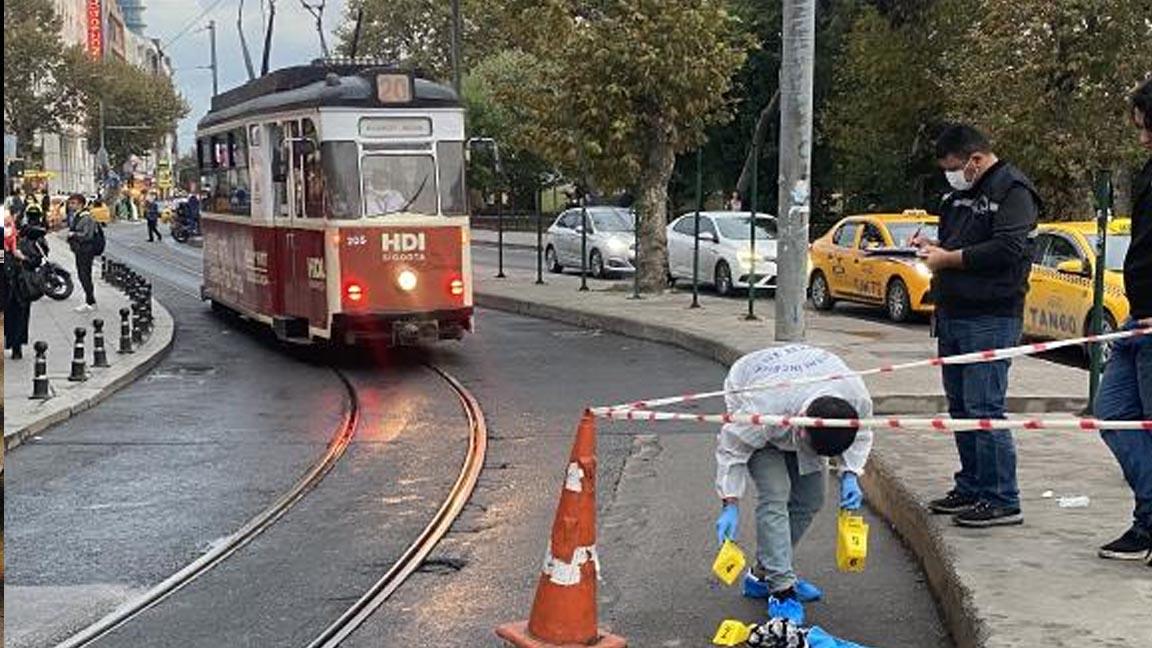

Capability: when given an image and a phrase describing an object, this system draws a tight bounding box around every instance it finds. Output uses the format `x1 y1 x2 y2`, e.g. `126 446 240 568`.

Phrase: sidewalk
471 227 540 250
3 238 175 451
471 254 1150 648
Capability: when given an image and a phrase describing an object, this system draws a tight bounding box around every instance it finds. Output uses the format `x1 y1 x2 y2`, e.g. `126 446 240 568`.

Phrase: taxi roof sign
1109 218 1131 235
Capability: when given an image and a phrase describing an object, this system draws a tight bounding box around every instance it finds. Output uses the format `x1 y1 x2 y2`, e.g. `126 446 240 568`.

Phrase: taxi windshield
1086 235 1131 271
716 217 777 240
887 222 939 247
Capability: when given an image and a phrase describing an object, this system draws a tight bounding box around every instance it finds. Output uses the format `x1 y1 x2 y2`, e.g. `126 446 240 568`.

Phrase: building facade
36 0 174 196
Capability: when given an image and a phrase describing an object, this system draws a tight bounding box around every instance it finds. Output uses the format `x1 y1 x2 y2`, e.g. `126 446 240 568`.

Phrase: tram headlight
397 270 418 292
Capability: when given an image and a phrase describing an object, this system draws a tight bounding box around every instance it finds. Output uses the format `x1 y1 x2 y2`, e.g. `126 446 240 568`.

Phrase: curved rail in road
305 364 489 647
56 370 362 648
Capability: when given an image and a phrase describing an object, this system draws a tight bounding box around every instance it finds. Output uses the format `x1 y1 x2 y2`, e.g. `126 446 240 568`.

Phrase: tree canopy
3 0 83 162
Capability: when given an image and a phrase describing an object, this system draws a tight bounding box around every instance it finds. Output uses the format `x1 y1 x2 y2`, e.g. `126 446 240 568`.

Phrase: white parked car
667 211 778 296
545 206 636 278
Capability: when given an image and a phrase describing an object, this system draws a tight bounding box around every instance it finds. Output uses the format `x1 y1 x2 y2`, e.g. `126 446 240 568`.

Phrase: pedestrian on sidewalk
726 191 743 212
66 193 98 312
4 210 45 359
1094 78 1152 565
715 344 874 624
8 188 26 225
914 124 1040 528
144 192 163 242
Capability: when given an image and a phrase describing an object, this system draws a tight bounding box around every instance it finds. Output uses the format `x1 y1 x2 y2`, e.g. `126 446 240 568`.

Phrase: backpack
92 222 107 256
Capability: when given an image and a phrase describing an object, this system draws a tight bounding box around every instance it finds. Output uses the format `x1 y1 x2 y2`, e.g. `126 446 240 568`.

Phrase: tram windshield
362 155 438 216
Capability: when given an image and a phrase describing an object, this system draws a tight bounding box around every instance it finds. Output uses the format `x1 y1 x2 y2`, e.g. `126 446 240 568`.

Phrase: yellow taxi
808 211 939 322
1024 219 1131 349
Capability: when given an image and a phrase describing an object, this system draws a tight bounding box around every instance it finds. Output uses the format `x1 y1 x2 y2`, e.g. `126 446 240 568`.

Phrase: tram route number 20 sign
376 74 413 104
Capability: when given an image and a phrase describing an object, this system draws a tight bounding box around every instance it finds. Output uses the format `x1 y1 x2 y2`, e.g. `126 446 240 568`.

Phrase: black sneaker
952 501 1023 528
1098 528 1152 561
928 491 978 515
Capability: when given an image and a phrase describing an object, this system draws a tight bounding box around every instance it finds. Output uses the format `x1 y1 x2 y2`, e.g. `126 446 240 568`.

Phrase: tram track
56 370 361 648
57 232 490 647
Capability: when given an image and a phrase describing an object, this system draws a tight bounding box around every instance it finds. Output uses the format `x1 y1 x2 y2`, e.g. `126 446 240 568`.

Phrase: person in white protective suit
715 344 874 625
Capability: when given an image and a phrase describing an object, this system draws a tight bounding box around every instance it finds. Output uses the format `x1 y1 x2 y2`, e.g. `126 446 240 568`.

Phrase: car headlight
915 262 932 277
737 250 763 267
606 238 628 254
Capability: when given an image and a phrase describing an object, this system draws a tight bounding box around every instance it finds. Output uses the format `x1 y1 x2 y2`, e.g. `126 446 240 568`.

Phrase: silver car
545 206 636 278
667 211 778 295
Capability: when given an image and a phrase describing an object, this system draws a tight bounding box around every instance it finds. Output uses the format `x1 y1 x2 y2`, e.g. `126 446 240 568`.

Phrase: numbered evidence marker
711 539 747 586
836 510 870 573
712 619 755 646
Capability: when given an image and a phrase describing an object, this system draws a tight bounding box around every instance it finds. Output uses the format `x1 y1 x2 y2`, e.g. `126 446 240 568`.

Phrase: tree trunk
634 121 677 292
1113 164 1132 217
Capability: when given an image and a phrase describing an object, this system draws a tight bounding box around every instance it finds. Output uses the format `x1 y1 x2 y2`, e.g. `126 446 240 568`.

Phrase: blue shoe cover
808 626 872 648
742 569 770 599
794 578 823 602
767 596 805 625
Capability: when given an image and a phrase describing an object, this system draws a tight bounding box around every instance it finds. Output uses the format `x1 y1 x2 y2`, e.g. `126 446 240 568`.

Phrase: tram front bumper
333 308 474 346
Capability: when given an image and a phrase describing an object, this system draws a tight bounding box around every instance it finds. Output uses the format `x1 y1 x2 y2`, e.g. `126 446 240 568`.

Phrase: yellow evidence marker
712 619 755 646
712 539 747 586
837 510 870 572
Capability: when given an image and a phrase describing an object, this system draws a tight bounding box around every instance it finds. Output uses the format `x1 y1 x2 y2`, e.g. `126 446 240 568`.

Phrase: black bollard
68 327 88 382
100 257 107 280
131 303 144 346
118 307 134 354
30 341 52 400
92 319 110 368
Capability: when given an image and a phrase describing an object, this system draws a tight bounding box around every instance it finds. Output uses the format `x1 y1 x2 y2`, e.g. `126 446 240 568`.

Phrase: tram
195 59 473 345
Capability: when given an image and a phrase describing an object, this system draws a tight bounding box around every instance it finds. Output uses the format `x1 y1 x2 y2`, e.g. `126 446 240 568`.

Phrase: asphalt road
6 223 952 647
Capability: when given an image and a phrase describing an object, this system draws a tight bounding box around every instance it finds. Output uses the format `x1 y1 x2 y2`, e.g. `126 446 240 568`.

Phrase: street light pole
691 148 702 309
208 20 219 96
774 0 816 341
451 0 462 96
746 138 759 321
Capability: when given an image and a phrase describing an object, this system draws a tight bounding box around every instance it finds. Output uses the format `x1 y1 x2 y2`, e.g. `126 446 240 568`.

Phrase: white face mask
945 159 974 191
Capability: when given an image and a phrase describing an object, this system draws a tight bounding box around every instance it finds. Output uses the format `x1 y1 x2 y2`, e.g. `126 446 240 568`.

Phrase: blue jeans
1094 319 1152 533
748 445 826 592
937 315 1022 508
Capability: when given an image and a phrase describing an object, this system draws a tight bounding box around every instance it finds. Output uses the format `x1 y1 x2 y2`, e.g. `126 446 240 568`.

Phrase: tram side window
270 123 289 217
300 119 323 218
321 141 361 219
209 135 231 213
437 141 467 215
223 128 251 216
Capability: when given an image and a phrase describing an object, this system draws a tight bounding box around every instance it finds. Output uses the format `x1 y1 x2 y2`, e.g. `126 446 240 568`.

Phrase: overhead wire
162 0 230 49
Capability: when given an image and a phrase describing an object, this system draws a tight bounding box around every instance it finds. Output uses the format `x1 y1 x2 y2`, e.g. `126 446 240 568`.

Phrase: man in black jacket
915 124 1040 528
1094 79 1152 564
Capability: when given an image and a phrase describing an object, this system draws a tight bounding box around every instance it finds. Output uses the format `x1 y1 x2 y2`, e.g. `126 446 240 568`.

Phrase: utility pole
451 0 462 95
208 20 219 95
774 0 816 342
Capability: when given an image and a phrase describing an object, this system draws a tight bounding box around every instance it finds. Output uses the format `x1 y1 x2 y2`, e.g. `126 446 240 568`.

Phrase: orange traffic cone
495 411 627 647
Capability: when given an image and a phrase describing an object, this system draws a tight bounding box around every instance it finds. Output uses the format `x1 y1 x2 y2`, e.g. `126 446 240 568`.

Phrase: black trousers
147 219 162 241
76 251 96 305
4 288 31 350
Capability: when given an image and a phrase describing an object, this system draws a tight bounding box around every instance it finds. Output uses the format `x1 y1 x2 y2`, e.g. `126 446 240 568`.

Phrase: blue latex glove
716 503 739 545
809 626 872 648
840 473 863 510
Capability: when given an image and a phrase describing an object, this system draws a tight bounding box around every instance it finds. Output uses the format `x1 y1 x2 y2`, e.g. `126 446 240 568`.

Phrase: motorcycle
170 204 196 243
23 226 74 301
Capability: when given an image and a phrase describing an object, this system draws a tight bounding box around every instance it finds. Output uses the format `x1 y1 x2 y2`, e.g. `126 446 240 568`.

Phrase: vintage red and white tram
195 60 473 345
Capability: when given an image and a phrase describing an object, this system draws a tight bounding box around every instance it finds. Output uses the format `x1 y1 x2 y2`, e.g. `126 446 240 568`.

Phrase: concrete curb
475 289 1069 648
471 238 538 252
3 298 176 452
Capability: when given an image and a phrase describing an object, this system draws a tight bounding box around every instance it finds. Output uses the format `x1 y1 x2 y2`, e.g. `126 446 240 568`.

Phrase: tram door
280 118 326 326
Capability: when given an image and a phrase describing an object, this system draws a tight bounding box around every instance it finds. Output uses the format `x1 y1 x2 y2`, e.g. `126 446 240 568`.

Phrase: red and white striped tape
592 326 1151 415
593 408 1152 432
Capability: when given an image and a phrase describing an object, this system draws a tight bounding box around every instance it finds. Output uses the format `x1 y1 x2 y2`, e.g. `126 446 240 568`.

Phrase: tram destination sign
376 74 414 104
359 117 432 139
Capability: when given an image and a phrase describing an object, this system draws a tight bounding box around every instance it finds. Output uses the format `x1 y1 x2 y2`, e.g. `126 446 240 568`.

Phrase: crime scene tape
592 326 1152 415
592 409 1152 432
